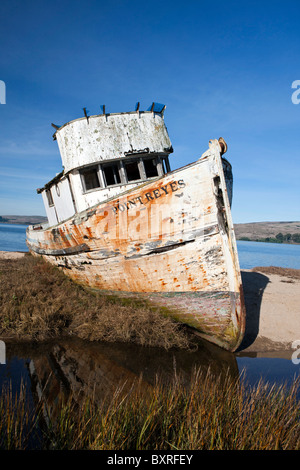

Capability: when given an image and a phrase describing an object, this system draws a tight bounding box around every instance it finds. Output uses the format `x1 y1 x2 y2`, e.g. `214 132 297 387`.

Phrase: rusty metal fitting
218 137 227 155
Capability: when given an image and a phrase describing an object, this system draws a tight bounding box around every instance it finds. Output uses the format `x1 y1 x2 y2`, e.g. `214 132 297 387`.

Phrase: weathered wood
27 139 245 351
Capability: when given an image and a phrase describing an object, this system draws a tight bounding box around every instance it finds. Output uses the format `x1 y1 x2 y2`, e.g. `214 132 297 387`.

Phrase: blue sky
0 0 299 223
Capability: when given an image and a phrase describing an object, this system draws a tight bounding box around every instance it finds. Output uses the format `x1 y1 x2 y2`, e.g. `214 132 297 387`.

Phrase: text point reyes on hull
27 103 245 351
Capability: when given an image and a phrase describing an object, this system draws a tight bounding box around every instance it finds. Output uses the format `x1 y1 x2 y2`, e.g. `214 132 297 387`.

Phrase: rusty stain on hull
27 138 246 352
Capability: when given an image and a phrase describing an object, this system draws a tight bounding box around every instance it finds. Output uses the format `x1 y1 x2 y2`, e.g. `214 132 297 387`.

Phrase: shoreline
0 251 299 354
237 239 300 245
239 267 300 353
0 250 28 259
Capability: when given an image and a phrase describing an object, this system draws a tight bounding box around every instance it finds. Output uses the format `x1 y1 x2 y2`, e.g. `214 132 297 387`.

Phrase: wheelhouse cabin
37 104 173 227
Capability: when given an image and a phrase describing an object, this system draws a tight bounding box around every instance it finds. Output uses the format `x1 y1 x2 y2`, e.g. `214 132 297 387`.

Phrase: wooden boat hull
27 144 246 351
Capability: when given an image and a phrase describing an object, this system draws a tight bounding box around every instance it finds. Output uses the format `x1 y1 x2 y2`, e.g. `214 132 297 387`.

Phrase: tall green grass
0 381 40 449
1 369 299 450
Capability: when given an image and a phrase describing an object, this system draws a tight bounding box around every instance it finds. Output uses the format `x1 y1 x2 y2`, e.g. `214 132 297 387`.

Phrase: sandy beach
0 251 28 260
0 251 299 353
240 267 300 353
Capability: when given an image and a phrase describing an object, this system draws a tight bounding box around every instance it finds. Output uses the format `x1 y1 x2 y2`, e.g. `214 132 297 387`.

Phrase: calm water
0 223 29 252
237 240 300 269
0 222 299 403
0 339 299 405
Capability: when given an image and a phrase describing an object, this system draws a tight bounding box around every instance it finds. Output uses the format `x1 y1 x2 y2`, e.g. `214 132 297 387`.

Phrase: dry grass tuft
0 254 190 349
252 266 300 280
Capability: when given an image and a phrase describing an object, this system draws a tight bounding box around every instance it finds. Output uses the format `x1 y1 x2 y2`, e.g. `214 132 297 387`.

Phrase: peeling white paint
27 107 245 351
56 112 172 173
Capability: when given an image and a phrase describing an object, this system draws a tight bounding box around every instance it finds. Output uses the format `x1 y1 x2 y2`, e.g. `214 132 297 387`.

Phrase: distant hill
0 215 47 225
234 221 300 244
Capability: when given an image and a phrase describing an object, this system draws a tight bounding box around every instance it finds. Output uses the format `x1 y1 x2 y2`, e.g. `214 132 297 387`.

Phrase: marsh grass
1 255 299 450
0 369 299 450
0 381 40 449
0 254 190 349
252 266 300 279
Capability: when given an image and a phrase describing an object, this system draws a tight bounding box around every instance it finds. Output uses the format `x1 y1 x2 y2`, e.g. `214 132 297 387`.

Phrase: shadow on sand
237 271 270 351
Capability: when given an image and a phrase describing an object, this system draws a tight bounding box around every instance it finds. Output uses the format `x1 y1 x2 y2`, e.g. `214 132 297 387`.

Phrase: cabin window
102 163 121 186
81 167 101 191
161 156 170 174
46 189 54 206
124 160 141 182
143 158 159 178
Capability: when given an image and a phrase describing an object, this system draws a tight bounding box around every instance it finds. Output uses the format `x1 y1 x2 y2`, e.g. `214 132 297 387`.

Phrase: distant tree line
239 233 300 244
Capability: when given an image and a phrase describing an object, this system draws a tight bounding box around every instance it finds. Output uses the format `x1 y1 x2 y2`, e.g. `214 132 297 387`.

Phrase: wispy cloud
0 166 54 181
0 139 58 157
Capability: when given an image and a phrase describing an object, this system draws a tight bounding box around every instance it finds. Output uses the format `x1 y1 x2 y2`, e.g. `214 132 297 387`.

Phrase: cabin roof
37 170 64 194
39 104 169 193
52 104 166 140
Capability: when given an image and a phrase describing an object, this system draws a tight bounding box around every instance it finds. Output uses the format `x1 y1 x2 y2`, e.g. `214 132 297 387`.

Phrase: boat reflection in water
14 337 239 424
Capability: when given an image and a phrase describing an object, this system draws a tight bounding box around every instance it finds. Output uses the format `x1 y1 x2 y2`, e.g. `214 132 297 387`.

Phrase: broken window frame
46 189 54 207
102 162 122 187
143 156 160 178
79 154 170 193
80 165 102 192
160 155 171 174
122 158 143 183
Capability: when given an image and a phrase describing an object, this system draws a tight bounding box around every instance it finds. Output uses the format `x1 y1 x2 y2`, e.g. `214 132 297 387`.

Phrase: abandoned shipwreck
26 103 246 351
